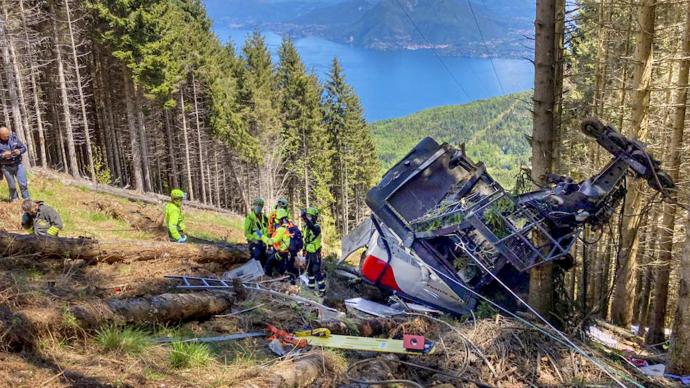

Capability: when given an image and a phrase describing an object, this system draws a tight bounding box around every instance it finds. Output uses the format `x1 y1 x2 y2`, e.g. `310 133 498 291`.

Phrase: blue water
215 26 534 121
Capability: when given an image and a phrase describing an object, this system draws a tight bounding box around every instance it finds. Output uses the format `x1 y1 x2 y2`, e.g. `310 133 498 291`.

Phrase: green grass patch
142 367 165 381
62 309 80 329
88 211 111 222
169 342 213 368
96 326 151 355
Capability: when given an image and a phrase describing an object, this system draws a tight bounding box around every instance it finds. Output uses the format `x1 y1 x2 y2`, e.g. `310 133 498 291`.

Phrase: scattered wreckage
339 117 675 316
158 117 677 385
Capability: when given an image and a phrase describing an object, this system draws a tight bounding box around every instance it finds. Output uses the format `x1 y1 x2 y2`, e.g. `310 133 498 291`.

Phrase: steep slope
370 92 532 187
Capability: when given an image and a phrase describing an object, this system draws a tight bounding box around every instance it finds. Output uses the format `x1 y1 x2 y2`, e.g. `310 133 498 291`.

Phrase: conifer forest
1 0 690 386
0 0 379 242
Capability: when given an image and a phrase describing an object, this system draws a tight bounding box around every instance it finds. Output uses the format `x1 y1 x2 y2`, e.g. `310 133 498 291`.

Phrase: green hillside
370 92 532 187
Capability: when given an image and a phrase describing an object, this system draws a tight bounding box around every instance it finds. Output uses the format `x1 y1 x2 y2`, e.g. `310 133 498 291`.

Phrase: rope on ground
430 260 639 388
345 358 423 388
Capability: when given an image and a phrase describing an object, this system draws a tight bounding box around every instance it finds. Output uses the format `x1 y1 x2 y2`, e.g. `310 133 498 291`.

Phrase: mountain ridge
205 0 534 58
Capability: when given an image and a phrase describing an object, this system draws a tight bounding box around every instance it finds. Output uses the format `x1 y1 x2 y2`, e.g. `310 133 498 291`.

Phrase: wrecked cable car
340 118 675 315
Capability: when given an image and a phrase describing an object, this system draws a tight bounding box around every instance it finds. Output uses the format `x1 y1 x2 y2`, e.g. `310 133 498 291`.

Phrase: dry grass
0 170 663 387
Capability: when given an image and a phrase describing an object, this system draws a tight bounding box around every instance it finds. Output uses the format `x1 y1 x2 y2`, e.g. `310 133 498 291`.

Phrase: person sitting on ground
0 126 29 202
244 197 268 267
302 207 326 295
21 200 63 237
267 197 289 236
261 208 299 283
165 189 187 243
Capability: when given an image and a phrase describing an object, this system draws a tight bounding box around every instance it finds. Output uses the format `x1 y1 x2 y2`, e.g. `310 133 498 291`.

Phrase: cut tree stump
0 231 248 265
232 351 326 387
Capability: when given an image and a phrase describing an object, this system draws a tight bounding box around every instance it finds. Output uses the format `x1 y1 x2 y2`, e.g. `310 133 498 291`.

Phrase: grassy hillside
0 171 244 243
370 92 532 187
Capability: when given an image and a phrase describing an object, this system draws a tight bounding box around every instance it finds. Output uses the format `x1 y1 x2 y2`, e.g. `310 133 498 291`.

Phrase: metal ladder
165 275 236 289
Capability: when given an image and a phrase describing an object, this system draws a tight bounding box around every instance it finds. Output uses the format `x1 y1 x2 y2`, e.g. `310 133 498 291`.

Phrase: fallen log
33 167 233 214
232 351 326 388
1 291 239 349
0 231 248 265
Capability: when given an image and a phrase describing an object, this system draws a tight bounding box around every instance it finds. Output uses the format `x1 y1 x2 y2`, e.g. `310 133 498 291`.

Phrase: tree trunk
135 85 152 192
2 0 36 166
179 90 194 199
191 74 207 203
0 231 248 265
232 352 326 388
1 292 238 349
123 69 144 192
645 2 690 345
20 0 47 168
50 1 79 176
64 0 94 178
610 0 656 327
164 109 179 189
528 0 558 317
667 198 690 374
0 22 26 164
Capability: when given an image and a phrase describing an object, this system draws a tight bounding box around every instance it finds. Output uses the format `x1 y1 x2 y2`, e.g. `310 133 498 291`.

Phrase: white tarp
223 259 264 282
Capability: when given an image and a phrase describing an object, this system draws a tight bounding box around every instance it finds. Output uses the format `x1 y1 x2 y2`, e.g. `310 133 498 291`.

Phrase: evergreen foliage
0 0 378 238
370 92 532 187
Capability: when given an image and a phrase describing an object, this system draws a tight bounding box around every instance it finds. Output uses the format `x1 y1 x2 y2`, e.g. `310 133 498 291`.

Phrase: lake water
214 26 534 122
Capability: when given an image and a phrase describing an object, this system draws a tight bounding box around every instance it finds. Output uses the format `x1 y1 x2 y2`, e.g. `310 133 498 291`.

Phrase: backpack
287 222 303 253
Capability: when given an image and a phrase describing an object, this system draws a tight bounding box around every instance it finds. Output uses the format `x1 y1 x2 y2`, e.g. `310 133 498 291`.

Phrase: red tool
266 324 308 348
403 335 426 351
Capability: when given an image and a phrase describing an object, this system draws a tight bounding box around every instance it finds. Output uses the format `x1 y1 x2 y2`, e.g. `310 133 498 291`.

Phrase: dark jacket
0 133 26 166
22 202 63 236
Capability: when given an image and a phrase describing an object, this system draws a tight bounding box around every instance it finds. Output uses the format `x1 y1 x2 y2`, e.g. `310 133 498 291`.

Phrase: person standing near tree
302 207 326 295
165 189 187 243
244 197 269 266
0 127 29 202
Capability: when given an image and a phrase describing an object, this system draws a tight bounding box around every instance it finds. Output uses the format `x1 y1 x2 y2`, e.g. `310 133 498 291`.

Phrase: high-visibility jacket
304 221 321 253
263 225 291 253
244 211 268 243
164 201 185 240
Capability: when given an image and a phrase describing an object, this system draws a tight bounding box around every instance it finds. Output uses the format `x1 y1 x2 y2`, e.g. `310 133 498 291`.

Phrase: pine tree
323 58 378 235
236 32 282 203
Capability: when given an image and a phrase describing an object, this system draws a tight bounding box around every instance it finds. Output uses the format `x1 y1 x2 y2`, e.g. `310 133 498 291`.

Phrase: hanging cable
431 241 639 388
461 0 506 94
392 0 471 101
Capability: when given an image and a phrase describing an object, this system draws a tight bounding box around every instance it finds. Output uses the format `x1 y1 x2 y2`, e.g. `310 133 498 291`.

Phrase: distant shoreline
220 24 532 60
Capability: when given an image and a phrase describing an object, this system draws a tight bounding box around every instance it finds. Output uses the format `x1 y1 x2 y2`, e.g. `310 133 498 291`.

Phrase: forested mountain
370 92 531 186
0 0 378 239
206 0 534 57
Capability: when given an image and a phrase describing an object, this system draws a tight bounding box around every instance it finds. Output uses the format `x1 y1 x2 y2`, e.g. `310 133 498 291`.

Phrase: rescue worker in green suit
21 199 63 237
165 189 187 243
244 197 268 267
301 207 326 295
261 208 299 283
